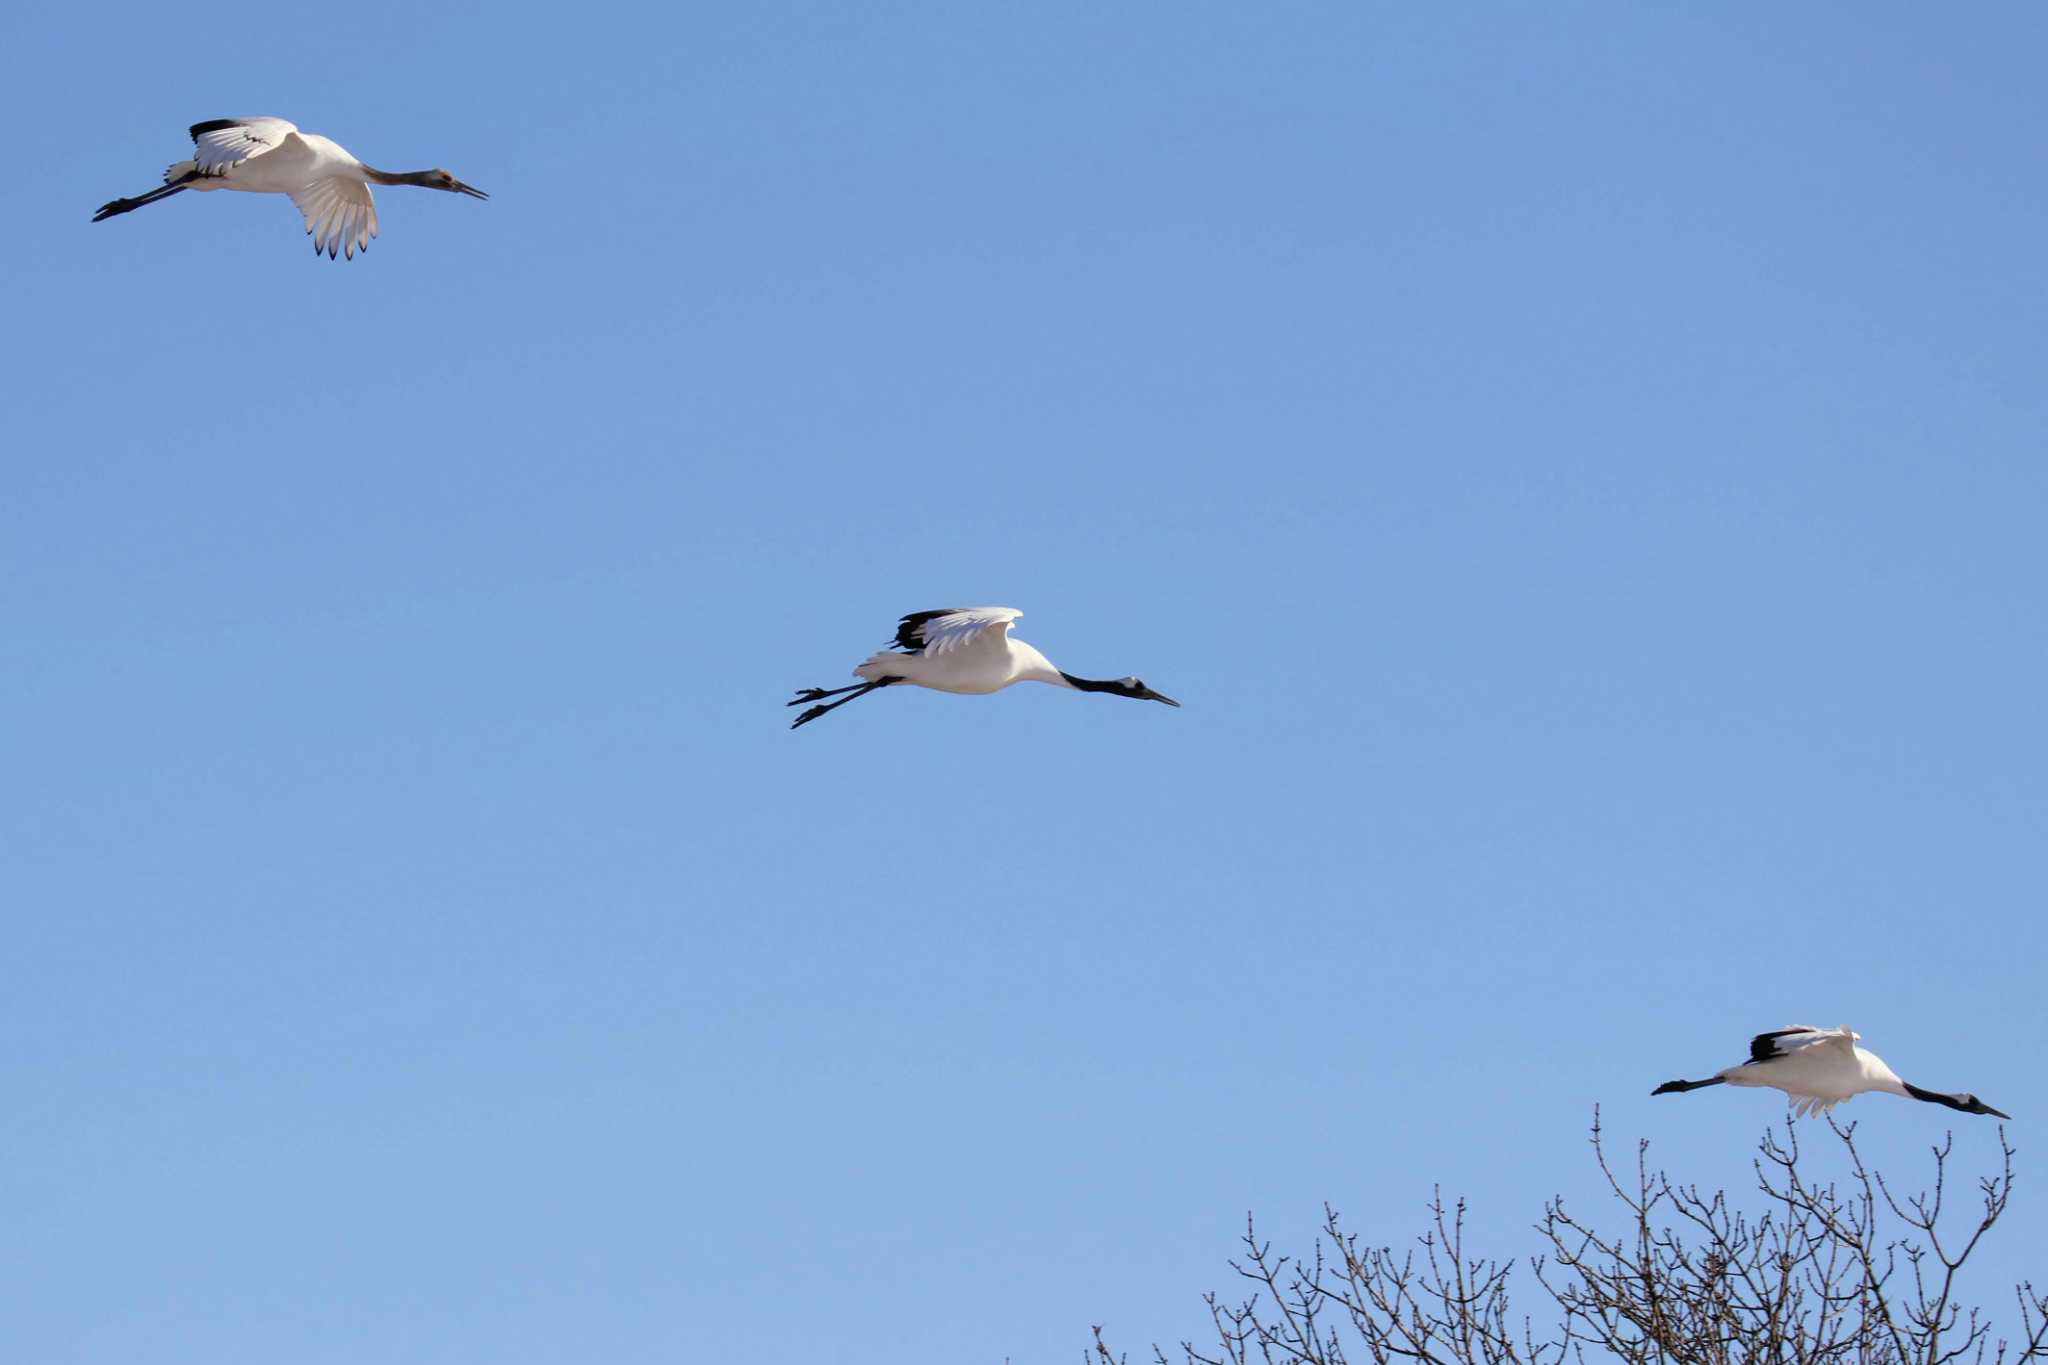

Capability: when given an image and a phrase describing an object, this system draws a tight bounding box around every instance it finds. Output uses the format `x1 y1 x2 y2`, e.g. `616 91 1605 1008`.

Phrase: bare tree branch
1095 1117 2039 1365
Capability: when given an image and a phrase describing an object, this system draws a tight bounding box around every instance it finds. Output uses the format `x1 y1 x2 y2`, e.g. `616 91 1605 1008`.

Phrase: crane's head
1904 1081 2011 1119
1110 676 1179 707
1058 671 1180 706
429 169 489 200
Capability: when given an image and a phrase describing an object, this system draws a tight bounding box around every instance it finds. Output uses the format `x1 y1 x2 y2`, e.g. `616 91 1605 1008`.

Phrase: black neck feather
1059 672 1119 694
1902 1082 1967 1111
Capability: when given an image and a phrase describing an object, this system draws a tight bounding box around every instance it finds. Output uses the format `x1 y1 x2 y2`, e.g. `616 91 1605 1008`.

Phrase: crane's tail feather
854 651 914 683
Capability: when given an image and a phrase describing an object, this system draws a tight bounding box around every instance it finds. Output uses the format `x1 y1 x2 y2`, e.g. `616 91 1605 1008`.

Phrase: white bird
93 118 487 260
789 607 1181 730
1653 1026 2009 1120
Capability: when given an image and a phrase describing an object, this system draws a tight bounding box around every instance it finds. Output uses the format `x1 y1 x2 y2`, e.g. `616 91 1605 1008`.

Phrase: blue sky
4 3 2044 1361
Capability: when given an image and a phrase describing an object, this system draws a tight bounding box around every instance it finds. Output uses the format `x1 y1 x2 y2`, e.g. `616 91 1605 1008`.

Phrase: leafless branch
1097 1116 2038 1365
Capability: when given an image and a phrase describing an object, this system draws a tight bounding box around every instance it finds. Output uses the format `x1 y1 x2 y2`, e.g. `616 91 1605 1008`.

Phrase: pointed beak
1139 686 1180 708
454 181 489 200
1983 1102 2013 1120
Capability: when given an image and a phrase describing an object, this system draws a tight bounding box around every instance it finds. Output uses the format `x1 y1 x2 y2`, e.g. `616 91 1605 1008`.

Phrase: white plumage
94 117 487 260
1653 1025 2008 1120
789 607 1180 729
897 606 1028 673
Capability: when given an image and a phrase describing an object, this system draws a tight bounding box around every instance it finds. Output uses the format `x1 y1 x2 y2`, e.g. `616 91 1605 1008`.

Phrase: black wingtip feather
188 119 243 142
892 609 962 653
1748 1028 1814 1063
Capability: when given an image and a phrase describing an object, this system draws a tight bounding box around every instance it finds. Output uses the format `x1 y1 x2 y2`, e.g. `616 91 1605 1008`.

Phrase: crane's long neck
1902 1081 1971 1111
1057 671 1121 693
1004 642 1065 687
362 165 439 187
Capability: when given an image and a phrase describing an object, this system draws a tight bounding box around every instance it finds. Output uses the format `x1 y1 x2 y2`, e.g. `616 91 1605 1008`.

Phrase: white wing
1746 1026 1852 1064
897 607 1023 657
290 177 379 260
190 117 299 174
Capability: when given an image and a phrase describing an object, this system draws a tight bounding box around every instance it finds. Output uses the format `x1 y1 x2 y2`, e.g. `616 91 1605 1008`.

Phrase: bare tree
1092 1114 2046 1365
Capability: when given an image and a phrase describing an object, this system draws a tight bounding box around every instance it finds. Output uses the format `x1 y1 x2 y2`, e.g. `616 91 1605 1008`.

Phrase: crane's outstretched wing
892 607 1023 656
188 118 299 175
289 177 379 260
1746 1026 1850 1065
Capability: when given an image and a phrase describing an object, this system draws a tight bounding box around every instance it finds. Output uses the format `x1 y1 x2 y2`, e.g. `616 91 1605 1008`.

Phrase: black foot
788 688 833 706
790 705 830 729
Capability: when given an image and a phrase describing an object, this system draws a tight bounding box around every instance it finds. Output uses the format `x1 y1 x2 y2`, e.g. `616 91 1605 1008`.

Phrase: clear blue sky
4 4 2044 1361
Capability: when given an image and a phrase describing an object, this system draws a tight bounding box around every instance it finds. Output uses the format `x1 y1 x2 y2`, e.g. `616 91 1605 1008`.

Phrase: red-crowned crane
93 117 486 260
1653 1026 2009 1120
789 607 1180 730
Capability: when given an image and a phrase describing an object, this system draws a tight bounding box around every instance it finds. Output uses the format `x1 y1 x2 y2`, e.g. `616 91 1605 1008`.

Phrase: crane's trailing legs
92 173 199 222
789 683 867 703
788 677 899 729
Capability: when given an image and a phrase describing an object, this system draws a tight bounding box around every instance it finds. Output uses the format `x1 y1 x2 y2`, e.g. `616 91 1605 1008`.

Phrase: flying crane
94 117 486 260
1653 1026 2009 1119
790 607 1180 729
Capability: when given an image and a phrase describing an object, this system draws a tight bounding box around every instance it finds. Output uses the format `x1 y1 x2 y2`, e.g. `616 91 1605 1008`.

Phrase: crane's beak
1138 685 1180 707
1983 1101 2013 1120
453 180 489 200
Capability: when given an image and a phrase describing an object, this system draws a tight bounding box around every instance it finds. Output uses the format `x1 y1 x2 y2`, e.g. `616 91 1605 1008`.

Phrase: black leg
787 682 871 706
92 176 195 222
789 677 897 729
